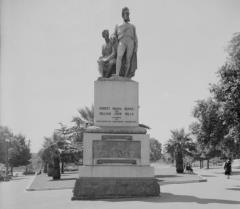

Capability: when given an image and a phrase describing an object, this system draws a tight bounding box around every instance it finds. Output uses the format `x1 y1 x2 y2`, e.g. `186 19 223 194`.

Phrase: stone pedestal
72 177 159 200
72 78 160 200
94 78 139 127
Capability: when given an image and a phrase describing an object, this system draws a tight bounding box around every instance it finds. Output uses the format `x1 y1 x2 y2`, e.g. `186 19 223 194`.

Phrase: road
0 167 240 209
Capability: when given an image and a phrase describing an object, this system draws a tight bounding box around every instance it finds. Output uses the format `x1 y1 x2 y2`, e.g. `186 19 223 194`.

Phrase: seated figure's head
102 29 109 39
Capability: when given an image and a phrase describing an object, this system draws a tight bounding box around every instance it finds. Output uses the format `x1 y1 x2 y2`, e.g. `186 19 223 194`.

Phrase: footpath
153 164 206 185
26 164 206 191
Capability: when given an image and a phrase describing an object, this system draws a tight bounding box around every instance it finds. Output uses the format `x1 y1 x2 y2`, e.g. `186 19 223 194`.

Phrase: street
0 168 240 209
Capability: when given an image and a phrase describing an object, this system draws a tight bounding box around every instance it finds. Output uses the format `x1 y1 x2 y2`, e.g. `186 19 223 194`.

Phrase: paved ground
27 171 79 191
154 164 205 185
1 165 240 209
27 164 204 191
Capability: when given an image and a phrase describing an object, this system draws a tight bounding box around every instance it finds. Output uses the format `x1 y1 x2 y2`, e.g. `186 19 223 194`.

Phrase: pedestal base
78 165 154 177
72 177 160 200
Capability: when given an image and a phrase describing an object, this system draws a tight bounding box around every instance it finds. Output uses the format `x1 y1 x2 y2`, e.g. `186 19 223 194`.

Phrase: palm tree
54 106 94 171
165 128 195 173
73 106 94 126
70 105 94 143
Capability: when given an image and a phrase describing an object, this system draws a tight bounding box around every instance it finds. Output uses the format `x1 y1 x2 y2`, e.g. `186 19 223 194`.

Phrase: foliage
0 126 31 169
0 126 13 164
149 138 162 162
70 105 94 143
39 143 61 177
39 132 66 163
76 106 94 125
40 145 54 164
210 32 240 158
39 120 84 173
60 149 82 164
8 134 32 168
165 129 195 173
190 98 226 159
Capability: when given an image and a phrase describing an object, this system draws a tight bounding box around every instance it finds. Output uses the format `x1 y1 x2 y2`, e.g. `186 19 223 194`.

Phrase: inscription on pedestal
93 140 141 159
94 80 139 126
96 106 137 124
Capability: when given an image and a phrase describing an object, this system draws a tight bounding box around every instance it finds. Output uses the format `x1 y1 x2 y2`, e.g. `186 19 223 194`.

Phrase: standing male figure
113 7 138 78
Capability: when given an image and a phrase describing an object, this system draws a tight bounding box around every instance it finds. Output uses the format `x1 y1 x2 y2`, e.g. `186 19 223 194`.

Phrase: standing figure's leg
124 40 134 77
116 42 126 76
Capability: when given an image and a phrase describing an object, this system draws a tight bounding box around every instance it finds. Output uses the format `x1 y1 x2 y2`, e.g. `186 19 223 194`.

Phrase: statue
112 7 138 78
97 30 116 78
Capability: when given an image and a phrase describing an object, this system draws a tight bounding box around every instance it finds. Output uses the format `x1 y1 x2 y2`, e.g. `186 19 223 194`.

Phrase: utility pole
5 138 10 180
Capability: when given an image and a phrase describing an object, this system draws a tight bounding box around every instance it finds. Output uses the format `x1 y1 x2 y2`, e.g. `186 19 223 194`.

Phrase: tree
61 106 94 170
0 126 32 175
39 122 84 175
149 138 162 162
40 131 65 174
78 105 94 125
0 126 13 164
65 105 94 145
210 32 240 158
40 144 60 178
191 98 227 167
8 134 31 172
72 106 94 128
165 129 195 173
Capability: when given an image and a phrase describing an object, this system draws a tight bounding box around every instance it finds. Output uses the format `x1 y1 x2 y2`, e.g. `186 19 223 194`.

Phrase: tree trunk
200 160 203 169
43 162 48 173
207 159 210 169
176 151 184 173
11 167 13 175
61 161 64 174
52 157 61 180
47 163 54 176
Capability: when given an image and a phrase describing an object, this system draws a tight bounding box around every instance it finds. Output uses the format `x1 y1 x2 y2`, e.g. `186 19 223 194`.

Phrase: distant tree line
164 32 240 173
0 126 31 175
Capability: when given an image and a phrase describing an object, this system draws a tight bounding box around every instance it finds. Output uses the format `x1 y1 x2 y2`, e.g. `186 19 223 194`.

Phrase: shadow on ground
232 171 240 175
11 177 28 181
155 175 178 178
103 193 240 204
226 188 240 191
49 178 76 181
214 171 240 175
201 175 216 177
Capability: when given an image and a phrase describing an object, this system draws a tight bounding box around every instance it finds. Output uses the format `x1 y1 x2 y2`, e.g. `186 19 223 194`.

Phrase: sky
1 0 240 152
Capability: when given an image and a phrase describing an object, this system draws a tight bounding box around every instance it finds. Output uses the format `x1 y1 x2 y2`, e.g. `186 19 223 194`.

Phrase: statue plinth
94 78 138 127
72 78 160 200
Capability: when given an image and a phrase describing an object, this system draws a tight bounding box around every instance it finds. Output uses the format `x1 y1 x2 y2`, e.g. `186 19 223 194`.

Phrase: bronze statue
97 30 116 78
112 7 138 78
